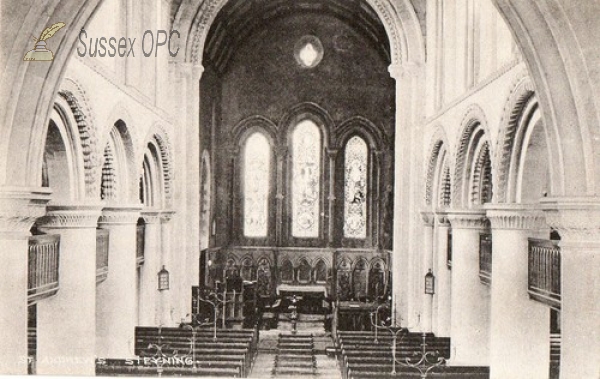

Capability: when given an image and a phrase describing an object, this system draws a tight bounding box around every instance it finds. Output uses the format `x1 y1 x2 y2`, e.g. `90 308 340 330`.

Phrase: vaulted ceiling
203 0 391 75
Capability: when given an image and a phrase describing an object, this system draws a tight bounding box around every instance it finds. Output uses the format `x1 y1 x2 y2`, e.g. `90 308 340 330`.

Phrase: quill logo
23 22 66 61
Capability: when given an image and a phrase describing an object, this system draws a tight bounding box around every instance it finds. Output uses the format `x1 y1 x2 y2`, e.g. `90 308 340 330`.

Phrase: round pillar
486 205 550 379
446 210 490 366
36 205 102 375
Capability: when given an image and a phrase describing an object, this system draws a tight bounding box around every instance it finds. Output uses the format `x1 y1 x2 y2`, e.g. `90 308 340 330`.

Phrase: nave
2 0 599 378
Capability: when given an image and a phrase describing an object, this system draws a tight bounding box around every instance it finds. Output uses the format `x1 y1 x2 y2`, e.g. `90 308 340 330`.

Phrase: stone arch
231 115 278 147
57 81 101 198
492 0 599 196
424 126 451 207
469 141 493 206
142 126 174 207
172 0 425 67
279 102 334 149
335 116 388 151
44 96 87 203
513 105 549 204
453 104 491 208
495 75 557 203
99 120 137 203
139 142 163 208
1 0 105 187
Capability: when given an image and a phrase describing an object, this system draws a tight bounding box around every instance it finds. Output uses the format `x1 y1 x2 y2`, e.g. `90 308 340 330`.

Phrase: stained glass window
243 132 270 237
344 136 368 239
292 120 321 238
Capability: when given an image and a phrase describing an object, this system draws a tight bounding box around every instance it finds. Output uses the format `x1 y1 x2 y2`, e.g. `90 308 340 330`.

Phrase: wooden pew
96 358 241 377
133 326 257 377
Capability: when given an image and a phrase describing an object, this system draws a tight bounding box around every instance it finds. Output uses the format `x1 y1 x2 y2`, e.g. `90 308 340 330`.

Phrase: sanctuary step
273 334 316 376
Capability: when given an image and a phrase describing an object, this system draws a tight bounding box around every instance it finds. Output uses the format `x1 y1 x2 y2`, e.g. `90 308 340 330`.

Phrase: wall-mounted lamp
424 269 435 295
158 265 170 291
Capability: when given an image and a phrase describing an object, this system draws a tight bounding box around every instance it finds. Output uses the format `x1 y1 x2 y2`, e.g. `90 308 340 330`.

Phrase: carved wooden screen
353 259 368 300
368 259 385 299
337 258 352 300
256 257 272 297
314 259 328 283
240 257 255 281
297 258 311 283
281 259 294 283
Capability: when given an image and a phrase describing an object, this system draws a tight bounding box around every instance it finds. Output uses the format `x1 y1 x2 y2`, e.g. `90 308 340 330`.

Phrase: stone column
542 199 600 379
159 211 174 325
486 205 549 379
434 212 451 337
35 205 102 375
389 62 425 327
0 187 49 374
420 211 435 332
446 210 490 366
96 206 140 358
138 211 162 326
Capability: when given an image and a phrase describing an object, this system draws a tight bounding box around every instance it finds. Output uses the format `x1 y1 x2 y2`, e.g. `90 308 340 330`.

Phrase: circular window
294 35 323 69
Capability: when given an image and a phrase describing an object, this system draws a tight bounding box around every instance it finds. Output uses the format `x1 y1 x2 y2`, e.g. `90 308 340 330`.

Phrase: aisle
248 331 341 379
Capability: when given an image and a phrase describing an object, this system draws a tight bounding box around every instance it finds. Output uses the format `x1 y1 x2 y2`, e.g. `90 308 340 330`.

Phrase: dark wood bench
347 366 489 379
133 326 258 377
96 359 241 377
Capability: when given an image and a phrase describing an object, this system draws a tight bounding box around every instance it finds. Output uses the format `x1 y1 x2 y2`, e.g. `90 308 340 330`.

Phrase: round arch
172 0 425 67
453 105 491 208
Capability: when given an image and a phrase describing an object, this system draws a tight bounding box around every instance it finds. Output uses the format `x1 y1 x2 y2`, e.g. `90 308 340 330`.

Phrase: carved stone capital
141 210 162 224
39 205 103 229
388 61 421 80
434 211 451 227
160 210 176 224
99 206 142 225
541 198 600 246
0 187 51 236
485 205 547 231
420 211 435 226
446 210 488 230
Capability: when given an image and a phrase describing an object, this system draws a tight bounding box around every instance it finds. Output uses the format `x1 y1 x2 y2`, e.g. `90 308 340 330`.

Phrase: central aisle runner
248 331 341 379
273 334 315 376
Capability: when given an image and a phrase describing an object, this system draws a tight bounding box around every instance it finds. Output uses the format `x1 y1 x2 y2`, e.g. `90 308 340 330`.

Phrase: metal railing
528 238 561 309
96 228 109 284
479 233 492 285
28 234 60 304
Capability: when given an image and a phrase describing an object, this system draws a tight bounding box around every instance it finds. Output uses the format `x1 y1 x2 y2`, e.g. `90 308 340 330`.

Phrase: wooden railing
528 238 561 309
136 223 145 266
28 234 60 304
479 233 492 285
96 228 109 284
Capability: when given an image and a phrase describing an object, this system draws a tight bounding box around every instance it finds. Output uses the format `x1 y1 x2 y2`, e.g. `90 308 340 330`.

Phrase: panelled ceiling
203 0 391 75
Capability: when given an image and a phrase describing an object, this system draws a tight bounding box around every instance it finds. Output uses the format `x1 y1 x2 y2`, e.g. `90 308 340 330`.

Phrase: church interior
1 1 599 378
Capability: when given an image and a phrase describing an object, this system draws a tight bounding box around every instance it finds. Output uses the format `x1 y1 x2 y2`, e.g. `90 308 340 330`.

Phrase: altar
276 284 328 298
